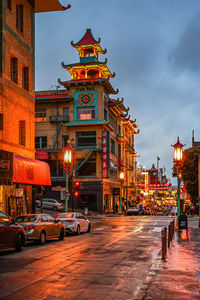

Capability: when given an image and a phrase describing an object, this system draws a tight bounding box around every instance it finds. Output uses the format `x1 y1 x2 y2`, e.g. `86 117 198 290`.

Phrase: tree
181 147 200 205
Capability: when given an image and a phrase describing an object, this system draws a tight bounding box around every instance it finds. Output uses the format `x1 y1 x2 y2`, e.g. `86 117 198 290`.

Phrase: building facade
0 0 69 216
35 29 139 213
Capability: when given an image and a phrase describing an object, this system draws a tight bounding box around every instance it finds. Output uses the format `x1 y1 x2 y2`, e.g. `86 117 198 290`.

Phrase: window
77 156 96 177
109 113 117 130
0 114 3 130
77 106 95 120
118 144 121 158
10 57 18 84
19 120 26 146
111 139 115 155
22 67 29 91
7 0 12 10
16 5 23 33
118 125 121 135
104 108 108 121
63 108 69 121
35 108 46 122
76 131 96 147
62 135 69 147
35 136 47 149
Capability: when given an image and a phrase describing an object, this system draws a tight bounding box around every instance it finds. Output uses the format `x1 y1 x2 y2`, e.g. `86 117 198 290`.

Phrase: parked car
0 210 25 252
35 198 65 211
127 205 139 216
56 212 91 235
15 213 64 244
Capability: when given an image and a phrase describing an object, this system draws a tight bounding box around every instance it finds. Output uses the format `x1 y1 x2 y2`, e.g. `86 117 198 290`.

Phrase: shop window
16 4 23 33
0 114 3 130
77 106 95 120
10 57 18 84
77 156 96 177
62 135 69 147
76 131 96 147
7 0 12 10
22 67 29 91
111 139 115 155
19 120 26 146
35 136 47 149
35 108 46 122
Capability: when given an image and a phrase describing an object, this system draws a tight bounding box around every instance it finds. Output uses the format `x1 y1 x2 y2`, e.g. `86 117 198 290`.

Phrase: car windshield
58 213 74 218
15 215 37 222
129 205 138 208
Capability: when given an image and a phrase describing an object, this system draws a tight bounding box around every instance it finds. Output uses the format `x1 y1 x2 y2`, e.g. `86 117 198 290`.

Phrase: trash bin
84 207 88 215
178 212 188 230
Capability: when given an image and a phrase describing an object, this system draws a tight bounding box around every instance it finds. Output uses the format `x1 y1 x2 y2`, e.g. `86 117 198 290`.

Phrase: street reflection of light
180 230 188 240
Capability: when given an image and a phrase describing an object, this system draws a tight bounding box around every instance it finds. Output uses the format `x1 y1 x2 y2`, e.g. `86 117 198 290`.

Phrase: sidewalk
142 218 200 300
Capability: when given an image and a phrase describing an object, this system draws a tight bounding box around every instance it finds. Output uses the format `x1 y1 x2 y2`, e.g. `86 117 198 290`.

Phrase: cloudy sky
35 0 200 183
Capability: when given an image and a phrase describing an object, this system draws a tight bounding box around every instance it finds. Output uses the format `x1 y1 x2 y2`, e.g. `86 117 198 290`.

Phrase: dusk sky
35 0 200 183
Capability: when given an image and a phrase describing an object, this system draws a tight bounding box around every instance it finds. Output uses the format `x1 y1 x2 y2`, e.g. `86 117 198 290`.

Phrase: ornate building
35 28 139 212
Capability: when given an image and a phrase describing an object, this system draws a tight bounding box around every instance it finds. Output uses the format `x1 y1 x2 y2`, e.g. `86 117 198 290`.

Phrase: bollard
161 227 167 260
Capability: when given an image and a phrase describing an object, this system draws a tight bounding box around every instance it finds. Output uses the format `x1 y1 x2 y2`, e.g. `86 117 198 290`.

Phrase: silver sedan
56 213 91 235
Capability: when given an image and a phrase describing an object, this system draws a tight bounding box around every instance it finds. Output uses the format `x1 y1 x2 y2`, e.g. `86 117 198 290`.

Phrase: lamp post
119 170 125 214
172 137 185 219
63 141 72 212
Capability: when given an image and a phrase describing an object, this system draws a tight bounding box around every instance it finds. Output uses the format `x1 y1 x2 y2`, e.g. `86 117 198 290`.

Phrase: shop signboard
0 150 13 185
102 131 108 178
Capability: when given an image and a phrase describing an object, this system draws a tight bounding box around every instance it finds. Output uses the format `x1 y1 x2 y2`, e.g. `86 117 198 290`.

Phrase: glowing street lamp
63 141 73 212
119 170 125 213
172 137 185 219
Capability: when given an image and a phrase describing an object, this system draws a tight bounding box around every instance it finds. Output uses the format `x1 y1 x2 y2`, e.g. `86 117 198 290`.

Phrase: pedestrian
115 203 118 214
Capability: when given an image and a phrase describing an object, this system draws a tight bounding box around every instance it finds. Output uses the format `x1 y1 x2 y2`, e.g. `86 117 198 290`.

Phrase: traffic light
74 181 80 198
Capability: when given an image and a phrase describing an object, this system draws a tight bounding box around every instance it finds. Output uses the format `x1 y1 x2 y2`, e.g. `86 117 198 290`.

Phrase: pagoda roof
61 59 115 78
71 28 107 55
35 0 71 13
58 77 119 95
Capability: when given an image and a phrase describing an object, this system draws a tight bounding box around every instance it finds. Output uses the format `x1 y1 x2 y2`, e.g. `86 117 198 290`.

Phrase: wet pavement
0 216 172 300
142 217 200 300
0 215 199 300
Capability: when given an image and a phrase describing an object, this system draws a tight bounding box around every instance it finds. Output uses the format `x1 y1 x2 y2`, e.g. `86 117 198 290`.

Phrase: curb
134 250 162 300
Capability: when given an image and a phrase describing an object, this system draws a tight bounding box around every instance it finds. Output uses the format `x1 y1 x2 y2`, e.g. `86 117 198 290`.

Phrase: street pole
177 174 181 220
120 180 122 211
65 172 69 212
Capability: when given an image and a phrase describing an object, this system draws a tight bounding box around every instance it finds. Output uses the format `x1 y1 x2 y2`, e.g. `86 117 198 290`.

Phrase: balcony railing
49 115 69 122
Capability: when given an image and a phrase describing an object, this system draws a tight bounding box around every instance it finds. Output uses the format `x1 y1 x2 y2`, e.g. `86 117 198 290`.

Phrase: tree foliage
181 147 200 204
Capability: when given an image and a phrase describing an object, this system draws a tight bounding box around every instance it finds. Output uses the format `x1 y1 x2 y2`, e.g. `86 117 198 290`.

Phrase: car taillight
25 225 35 230
66 220 75 223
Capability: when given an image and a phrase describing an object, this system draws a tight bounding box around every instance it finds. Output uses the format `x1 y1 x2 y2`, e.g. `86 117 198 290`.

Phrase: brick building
35 29 139 213
0 0 70 216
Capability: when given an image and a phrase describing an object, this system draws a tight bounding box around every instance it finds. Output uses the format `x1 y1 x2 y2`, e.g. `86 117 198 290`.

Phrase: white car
127 205 139 216
56 212 91 235
35 198 65 211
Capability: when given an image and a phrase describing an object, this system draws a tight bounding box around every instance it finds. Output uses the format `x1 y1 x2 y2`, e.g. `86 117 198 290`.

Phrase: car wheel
59 228 64 240
52 206 57 211
15 233 23 252
76 225 80 235
87 223 91 233
39 231 46 245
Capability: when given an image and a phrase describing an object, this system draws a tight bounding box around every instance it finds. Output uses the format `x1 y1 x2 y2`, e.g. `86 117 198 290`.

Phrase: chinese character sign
102 131 108 178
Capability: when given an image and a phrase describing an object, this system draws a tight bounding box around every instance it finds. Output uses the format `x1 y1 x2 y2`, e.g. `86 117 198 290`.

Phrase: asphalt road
0 215 174 300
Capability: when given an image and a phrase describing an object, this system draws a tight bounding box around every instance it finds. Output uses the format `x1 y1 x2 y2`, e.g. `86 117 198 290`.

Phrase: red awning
35 149 49 160
13 154 51 186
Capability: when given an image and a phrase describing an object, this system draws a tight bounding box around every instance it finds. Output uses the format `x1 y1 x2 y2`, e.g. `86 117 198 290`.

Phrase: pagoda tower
58 28 118 95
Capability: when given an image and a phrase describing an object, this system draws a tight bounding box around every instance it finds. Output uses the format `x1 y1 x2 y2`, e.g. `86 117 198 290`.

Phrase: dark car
0 210 25 252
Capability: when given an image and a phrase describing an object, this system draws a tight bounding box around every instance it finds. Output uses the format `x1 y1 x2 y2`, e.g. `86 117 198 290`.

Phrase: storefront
0 150 51 217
